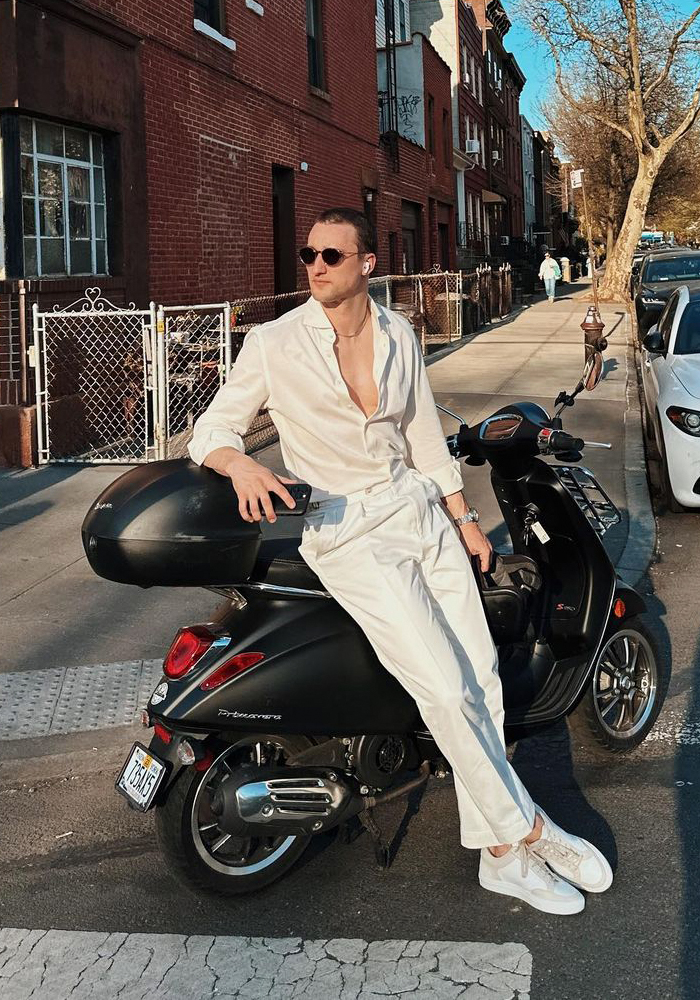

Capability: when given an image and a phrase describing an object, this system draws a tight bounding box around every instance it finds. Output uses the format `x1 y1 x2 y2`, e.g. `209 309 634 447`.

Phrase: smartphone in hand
271 483 312 515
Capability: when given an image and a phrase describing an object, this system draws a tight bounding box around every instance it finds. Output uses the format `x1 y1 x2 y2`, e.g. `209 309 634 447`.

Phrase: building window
443 109 450 165
194 0 222 32
461 42 469 84
427 94 435 154
470 55 476 95
306 0 325 90
478 67 483 105
398 0 407 41
20 117 108 277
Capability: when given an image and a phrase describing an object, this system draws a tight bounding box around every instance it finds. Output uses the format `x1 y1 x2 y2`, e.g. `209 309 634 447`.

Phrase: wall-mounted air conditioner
501 236 510 245
465 139 480 155
492 149 501 162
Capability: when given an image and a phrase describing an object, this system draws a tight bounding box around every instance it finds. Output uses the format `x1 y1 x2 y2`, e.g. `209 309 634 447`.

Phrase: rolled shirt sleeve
400 327 464 498
187 327 269 466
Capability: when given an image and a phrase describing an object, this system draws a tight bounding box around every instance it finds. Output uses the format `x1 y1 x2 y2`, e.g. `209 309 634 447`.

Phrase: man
539 250 561 302
188 207 612 914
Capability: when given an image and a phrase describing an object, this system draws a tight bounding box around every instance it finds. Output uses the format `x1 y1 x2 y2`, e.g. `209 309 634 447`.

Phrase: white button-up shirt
187 295 464 501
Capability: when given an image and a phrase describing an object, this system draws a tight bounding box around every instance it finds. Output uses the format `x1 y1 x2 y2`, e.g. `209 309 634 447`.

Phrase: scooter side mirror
583 350 604 392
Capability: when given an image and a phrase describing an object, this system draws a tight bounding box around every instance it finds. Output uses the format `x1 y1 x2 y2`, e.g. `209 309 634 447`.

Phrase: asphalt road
1 502 698 1000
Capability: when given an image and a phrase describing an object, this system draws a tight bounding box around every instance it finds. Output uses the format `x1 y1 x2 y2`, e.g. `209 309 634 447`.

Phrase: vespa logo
93 502 113 510
218 709 282 721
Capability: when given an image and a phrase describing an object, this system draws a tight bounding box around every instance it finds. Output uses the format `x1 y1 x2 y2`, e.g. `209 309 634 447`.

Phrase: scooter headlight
667 406 700 436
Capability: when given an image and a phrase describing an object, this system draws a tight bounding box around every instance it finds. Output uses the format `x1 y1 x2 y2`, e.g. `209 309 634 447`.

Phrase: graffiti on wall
397 92 422 142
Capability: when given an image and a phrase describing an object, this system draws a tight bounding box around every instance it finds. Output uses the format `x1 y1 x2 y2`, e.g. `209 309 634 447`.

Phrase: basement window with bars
20 117 108 277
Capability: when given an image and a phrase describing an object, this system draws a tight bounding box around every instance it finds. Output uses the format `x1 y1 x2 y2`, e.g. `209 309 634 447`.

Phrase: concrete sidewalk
0 280 654 748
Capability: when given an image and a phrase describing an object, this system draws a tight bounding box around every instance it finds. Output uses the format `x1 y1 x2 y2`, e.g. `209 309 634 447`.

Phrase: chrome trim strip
238 582 332 599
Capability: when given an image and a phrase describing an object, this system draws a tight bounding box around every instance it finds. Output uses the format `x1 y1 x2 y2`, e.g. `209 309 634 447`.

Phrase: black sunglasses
298 246 361 266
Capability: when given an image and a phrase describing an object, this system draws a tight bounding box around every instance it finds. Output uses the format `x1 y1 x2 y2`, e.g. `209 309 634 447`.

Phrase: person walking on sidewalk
539 251 561 302
188 207 612 916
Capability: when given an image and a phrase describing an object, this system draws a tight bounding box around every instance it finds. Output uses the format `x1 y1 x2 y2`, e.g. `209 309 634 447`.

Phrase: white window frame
21 118 108 278
470 55 476 95
461 42 469 85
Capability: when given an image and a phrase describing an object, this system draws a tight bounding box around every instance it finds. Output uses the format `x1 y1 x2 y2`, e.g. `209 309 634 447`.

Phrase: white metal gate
31 289 230 464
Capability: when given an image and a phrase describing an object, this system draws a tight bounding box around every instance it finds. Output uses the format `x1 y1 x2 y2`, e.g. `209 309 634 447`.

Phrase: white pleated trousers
299 469 536 849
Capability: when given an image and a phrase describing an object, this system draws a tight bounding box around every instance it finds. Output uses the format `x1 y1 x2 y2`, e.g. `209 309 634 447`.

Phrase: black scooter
83 352 667 897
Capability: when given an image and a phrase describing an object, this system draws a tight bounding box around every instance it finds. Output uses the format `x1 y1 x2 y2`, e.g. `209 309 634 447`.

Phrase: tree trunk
598 153 661 300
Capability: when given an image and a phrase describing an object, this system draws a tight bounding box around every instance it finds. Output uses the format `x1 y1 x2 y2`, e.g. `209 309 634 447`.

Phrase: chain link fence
32 268 513 464
159 303 231 460
32 290 156 463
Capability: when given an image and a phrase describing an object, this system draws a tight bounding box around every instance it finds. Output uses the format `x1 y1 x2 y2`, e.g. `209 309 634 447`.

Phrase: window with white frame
461 42 469 85
470 55 476 95
20 117 107 277
478 67 483 105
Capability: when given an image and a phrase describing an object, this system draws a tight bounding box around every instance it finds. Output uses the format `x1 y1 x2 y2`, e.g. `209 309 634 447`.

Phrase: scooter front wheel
568 617 668 754
155 733 313 897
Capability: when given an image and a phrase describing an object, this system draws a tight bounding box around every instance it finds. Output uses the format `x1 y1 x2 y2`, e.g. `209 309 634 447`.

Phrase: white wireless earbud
362 262 370 275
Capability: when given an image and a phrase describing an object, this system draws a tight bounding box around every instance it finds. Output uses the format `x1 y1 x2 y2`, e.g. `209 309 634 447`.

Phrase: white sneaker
528 809 613 893
478 842 585 915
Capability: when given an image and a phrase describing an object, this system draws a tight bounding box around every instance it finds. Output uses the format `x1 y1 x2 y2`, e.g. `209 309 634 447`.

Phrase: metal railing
32 268 512 464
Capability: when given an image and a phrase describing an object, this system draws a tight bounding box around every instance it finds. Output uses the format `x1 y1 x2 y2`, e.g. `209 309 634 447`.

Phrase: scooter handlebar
545 430 585 454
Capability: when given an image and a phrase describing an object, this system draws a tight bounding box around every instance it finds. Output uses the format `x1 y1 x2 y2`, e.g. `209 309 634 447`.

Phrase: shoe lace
514 841 559 884
532 827 581 869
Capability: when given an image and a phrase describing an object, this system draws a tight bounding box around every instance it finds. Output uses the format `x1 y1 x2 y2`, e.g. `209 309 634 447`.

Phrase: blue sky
508 2 700 129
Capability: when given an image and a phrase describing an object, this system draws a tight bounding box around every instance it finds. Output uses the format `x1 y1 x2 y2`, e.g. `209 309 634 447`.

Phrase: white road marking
0 929 532 999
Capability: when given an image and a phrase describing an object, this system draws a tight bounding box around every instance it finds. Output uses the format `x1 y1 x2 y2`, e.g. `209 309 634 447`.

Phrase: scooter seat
249 542 541 646
248 536 324 592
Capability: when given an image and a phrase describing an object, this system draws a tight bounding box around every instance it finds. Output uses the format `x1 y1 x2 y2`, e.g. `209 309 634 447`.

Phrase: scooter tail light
200 652 265 691
163 625 217 679
153 722 172 744
613 598 626 619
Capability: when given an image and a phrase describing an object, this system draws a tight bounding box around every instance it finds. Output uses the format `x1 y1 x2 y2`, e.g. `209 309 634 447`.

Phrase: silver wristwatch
453 507 479 527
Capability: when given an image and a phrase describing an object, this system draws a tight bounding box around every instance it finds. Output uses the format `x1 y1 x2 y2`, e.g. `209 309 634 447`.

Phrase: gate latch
27 345 36 369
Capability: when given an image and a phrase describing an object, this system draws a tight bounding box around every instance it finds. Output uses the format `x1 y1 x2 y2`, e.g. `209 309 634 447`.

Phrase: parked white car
641 285 700 511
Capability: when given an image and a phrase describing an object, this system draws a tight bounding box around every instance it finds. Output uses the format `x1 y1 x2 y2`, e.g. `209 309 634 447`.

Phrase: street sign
571 169 584 189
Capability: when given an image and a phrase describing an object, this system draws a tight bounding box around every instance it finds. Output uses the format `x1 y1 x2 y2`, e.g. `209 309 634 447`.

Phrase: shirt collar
302 293 388 339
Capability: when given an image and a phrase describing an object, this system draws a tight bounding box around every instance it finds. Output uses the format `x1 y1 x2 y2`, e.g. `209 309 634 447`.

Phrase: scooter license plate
116 743 166 811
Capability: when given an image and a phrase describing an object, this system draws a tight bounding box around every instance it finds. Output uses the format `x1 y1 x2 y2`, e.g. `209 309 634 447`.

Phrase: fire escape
379 0 400 172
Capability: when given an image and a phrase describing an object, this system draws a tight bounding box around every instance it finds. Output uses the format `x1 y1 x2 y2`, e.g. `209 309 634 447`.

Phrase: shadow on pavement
511 721 618 873
0 465 83 510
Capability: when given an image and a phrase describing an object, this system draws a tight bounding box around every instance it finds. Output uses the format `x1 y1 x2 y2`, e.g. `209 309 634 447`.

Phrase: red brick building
0 0 455 465
468 0 525 251
376 31 456 273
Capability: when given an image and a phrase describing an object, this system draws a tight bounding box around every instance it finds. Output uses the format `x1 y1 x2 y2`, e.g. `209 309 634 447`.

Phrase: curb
615 309 657 588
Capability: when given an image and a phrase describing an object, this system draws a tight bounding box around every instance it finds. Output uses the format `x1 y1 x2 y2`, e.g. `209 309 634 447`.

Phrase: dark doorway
272 166 296 296
438 223 450 271
401 200 422 275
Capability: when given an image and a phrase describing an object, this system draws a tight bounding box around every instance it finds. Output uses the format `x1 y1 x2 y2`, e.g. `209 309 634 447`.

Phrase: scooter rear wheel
155 733 313 896
568 617 668 754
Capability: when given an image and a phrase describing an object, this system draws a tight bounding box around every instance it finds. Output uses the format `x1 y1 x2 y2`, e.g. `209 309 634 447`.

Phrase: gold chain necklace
335 301 370 339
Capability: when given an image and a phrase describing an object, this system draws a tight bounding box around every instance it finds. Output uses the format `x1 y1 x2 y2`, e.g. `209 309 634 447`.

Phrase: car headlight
641 296 665 305
667 406 700 436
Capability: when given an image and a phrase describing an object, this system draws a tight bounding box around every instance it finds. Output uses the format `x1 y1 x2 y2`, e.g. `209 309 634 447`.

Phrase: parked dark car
634 249 700 337
630 244 685 299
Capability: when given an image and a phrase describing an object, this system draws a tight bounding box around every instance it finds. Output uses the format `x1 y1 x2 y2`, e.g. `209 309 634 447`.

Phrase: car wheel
568 617 669 755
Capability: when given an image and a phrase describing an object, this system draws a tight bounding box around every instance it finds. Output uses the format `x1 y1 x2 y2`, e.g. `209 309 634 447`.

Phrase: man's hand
204 447 298 523
456 522 493 573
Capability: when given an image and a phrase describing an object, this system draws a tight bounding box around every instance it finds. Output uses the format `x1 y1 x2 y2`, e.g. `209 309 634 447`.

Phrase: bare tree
519 0 700 299
541 78 699 259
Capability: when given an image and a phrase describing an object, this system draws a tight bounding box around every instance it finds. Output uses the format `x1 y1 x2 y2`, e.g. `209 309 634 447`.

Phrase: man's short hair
314 207 377 255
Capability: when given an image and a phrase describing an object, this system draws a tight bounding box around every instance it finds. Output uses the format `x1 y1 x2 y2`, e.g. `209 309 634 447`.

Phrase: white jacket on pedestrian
188 295 464 502
538 257 560 280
